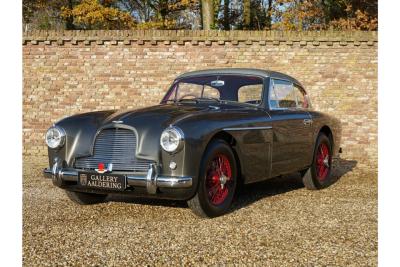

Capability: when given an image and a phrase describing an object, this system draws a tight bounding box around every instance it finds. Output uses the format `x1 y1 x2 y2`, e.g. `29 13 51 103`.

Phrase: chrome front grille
74 128 153 172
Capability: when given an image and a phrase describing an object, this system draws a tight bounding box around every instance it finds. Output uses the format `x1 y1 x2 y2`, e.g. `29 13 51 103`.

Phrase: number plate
78 172 126 191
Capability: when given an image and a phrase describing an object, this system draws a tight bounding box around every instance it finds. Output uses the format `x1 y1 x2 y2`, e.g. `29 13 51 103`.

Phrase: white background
378 0 400 265
0 0 22 265
0 0 398 265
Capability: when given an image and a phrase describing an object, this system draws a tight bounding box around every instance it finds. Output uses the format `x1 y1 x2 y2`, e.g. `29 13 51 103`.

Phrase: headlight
160 126 184 153
45 126 66 149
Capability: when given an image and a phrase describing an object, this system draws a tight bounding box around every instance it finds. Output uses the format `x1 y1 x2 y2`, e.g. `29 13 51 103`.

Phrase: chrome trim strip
268 78 311 110
156 176 192 188
146 163 157 194
75 127 154 172
43 165 193 192
126 175 146 186
60 170 78 181
223 126 272 131
208 105 220 110
87 124 140 159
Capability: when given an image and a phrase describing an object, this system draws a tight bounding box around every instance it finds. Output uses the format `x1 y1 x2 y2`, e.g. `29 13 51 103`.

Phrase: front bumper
43 162 193 195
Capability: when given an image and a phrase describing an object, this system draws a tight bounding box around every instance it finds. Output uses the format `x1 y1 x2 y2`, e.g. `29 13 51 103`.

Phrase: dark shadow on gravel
331 158 358 180
231 173 305 211
107 194 188 208
230 158 357 213
106 158 357 212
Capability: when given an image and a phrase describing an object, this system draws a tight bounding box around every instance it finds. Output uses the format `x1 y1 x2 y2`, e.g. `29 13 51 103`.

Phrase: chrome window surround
268 78 310 111
164 74 267 108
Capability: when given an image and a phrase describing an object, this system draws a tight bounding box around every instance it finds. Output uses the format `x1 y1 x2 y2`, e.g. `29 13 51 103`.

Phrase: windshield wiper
174 97 222 104
178 98 199 103
195 97 221 103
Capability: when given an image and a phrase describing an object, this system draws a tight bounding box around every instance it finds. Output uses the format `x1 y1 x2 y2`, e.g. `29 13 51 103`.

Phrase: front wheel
187 140 237 218
302 133 333 190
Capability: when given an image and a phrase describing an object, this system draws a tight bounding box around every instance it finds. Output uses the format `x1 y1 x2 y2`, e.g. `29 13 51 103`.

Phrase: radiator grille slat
74 128 153 172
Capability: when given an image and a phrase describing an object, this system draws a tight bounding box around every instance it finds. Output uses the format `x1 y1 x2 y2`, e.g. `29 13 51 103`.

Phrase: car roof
176 68 303 87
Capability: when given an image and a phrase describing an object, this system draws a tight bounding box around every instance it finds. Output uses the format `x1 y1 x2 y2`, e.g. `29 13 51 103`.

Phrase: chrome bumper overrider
43 163 192 194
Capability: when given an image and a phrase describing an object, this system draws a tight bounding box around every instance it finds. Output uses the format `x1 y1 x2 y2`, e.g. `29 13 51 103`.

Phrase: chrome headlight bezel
45 126 66 149
160 126 184 153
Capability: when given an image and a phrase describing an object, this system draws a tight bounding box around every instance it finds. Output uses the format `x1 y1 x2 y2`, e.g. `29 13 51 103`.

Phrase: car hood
103 104 211 126
59 102 255 129
55 103 257 163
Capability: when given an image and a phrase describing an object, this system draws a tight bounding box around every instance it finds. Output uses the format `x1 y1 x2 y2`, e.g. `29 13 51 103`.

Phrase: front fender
48 110 115 167
162 108 272 194
309 111 342 157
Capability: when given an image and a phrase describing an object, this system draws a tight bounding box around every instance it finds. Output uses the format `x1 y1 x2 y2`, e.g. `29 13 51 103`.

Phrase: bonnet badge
95 163 113 174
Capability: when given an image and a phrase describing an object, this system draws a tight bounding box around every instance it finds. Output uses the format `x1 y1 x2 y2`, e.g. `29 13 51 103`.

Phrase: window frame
174 82 220 100
268 78 310 110
293 84 310 109
161 74 267 108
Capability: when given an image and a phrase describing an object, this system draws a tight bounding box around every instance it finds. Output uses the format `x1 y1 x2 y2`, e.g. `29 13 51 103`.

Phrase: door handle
303 119 313 126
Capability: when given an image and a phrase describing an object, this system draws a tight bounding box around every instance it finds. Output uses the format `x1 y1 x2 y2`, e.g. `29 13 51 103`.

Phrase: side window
238 84 263 105
269 79 296 108
293 85 308 108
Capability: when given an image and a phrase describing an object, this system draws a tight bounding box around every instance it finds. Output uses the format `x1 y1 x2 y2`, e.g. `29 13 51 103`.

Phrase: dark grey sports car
44 68 341 217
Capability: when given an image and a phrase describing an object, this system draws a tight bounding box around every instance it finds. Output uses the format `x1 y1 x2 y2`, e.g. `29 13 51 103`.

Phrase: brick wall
23 30 377 170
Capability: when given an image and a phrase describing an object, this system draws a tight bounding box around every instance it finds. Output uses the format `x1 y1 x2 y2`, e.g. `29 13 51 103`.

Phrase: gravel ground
23 157 377 266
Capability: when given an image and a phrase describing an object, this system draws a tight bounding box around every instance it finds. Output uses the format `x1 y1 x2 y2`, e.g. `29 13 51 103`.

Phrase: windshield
161 75 264 106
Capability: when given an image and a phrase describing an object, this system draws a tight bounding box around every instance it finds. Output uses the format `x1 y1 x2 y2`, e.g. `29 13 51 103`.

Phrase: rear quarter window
269 79 297 108
294 85 309 108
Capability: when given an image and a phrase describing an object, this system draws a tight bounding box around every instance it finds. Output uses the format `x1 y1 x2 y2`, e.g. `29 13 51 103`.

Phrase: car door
234 82 273 183
267 78 314 177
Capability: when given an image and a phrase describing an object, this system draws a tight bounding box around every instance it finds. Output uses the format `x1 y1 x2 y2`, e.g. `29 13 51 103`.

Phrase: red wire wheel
205 154 233 205
315 142 330 181
187 140 237 217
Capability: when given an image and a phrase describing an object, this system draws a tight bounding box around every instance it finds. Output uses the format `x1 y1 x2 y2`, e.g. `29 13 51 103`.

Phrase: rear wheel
65 191 108 205
187 140 237 218
302 133 333 190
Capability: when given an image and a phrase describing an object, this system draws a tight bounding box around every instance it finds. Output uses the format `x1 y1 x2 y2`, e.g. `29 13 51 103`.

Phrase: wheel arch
206 131 243 186
307 125 334 168
318 125 334 149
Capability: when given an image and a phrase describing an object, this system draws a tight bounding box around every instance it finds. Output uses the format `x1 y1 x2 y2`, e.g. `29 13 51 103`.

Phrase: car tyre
302 133 333 190
187 140 237 218
65 191 108 205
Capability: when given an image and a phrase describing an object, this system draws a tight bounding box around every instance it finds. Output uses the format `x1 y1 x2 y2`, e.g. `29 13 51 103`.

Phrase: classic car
44 68 342 217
